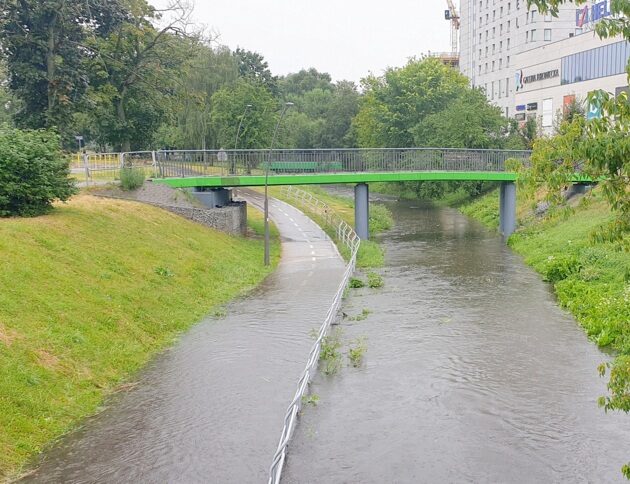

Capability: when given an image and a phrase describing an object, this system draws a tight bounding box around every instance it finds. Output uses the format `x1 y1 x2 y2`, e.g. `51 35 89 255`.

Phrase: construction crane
444 0 460 54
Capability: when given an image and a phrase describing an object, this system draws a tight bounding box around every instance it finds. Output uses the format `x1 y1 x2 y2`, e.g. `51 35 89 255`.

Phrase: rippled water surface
284 200 630 484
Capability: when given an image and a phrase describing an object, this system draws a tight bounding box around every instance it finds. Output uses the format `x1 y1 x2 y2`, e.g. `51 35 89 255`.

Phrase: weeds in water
211 307 227 318
302 394 320 406
320 328 343 375
367 272 384 288
349 277 365 289
348 338 367 367
349 308 372 321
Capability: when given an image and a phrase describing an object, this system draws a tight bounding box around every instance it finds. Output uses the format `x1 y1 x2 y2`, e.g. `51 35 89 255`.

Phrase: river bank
459 188 629 369
0 194 280 481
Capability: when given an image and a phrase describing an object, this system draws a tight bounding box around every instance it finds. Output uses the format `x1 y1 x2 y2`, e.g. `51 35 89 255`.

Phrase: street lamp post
264 102 294 266
233 104 252 174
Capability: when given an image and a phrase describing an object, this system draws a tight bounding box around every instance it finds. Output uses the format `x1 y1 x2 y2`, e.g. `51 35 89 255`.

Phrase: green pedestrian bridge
118 148 530 239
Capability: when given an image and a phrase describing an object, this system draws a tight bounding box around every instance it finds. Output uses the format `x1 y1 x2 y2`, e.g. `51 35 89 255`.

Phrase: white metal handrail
268 186 360 484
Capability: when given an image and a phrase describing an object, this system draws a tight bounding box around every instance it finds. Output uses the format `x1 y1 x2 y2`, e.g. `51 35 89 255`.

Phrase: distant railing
267 186 360 484
116 148 530 179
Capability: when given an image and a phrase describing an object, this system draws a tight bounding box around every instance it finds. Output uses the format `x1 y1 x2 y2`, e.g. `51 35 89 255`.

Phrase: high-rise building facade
459 0 578 117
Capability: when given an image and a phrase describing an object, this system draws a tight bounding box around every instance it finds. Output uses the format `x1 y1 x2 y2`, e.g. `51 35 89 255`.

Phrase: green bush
349 277 365 288
367 271 384 288
120 167 145 191
0 126 76 217
544 254 582 283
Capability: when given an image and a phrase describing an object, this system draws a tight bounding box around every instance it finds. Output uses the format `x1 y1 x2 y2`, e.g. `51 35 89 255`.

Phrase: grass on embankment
267 185 393 268
460 189 630 357
0 195 279 480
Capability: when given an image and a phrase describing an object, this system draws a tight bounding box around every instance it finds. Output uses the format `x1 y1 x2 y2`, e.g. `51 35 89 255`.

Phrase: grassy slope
460 189 630 356
0 195 279 480
266 185 393 268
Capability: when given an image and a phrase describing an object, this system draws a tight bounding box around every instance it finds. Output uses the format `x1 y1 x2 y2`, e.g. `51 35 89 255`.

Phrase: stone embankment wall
157 202 247 236
92 182 247 236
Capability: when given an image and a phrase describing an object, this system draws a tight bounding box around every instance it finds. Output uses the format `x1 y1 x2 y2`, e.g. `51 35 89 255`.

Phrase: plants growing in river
319 328 343 375
367 272 384 288
302 394 320 406
349 277 365 288
348 338 368 368
349 308 372 322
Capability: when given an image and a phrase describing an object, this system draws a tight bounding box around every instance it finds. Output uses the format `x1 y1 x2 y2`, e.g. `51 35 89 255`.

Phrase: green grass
459 189 630 358
267 185 392 268
0 195 279 480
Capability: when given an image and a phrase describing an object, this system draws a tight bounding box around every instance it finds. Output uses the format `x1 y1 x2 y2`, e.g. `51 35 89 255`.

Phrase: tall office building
459 0 577 117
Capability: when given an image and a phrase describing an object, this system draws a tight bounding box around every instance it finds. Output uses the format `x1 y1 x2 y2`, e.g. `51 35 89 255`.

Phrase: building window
485 63 488 73
498 79 502 98
492 60 495 71
486 13 489 23
500 40 503 51
507 55 510 66
479 16 483 26
575 28 583 36
499 58 503 69
486 30 489 40
544 29 551 41
491 81 495 100
531 29 536 41
561 40 630 85
507 20 511 32
493 9 496 20
542 98 553 127
505 77 510 96
500 6 504 17
486 46 489 57
500 24 503 35
531 10 536 22
479 65 482 75
507 38 511 49
479 33 482 42
493 44 496 54
544 12 552 22
516 0 520 9
508 2 511 14
493 27 496 38
525 31 529 42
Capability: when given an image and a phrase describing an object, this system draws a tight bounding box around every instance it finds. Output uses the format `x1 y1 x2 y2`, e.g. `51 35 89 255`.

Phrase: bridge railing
120 148 530 178
267 186 360 484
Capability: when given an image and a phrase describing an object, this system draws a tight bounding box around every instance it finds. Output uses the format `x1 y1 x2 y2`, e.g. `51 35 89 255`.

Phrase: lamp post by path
233 104 252 174
264 102 294 266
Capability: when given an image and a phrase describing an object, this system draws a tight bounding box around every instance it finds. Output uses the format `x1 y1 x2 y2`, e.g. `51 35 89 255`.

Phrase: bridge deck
152 171 518 188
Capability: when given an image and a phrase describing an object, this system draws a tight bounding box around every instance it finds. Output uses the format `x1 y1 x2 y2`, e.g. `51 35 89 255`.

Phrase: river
283 199 630 483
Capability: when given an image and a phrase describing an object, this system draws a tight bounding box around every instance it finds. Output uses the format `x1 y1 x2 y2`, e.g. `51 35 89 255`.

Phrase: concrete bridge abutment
499 182 517 238
354 183 370 240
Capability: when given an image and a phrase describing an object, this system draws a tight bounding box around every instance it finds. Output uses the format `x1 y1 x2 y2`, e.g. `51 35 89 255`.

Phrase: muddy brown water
283 200 630 484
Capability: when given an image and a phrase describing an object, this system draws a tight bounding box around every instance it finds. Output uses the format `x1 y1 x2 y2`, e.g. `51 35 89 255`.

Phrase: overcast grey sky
153 0 453 83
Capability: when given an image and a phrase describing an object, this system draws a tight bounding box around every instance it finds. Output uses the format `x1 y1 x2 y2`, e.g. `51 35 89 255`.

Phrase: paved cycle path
24 191 345 483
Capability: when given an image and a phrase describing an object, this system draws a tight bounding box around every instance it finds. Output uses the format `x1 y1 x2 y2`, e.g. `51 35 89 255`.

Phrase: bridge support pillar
354 183 369 240
499 182 516 238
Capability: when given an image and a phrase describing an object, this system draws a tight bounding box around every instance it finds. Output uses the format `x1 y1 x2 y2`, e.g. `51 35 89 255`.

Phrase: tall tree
233 47 278 95
210 78 277 150
85 0 195 151
0 0 123 142
353 58 470 148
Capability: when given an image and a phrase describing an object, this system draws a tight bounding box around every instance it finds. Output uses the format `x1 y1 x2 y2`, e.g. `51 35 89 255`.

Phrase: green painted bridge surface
153 171 518 188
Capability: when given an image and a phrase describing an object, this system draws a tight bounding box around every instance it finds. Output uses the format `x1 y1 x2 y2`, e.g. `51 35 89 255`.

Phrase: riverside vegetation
0 196 279 480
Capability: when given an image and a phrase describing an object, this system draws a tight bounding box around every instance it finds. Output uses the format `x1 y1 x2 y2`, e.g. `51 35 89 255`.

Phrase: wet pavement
23 191 345 483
